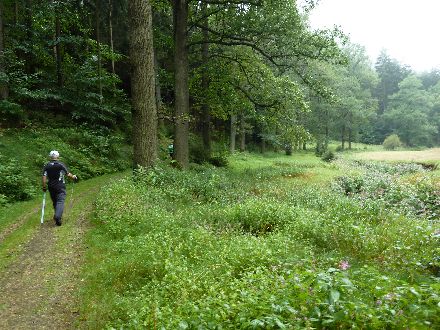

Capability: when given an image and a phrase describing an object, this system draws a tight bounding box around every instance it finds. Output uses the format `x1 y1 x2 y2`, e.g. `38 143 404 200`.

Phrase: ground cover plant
80 152 440 329
0 127 131 205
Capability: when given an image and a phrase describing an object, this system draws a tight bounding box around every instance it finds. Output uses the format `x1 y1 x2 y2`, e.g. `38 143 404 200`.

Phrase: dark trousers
49 188 66 223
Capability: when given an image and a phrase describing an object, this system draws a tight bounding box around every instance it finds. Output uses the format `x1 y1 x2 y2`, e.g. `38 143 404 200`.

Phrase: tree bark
128 0 158 168
341 124 345 150
24 0 34 74
348 128 352 150
230 114 237 153
108 0 115 76
0 2 9 99
96 0 102 99
239 115 245 152
173 0 190 168
200 2 211 160
55 4 63 88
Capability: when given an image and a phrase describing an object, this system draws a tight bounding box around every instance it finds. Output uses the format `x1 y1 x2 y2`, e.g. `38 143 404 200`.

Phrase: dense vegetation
0 127 130 205
1 1 439 328
80 152 439 329
0 1 439 172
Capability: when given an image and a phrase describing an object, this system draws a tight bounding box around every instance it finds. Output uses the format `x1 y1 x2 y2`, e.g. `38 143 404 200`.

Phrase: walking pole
69 180 75 211
40 192 46 224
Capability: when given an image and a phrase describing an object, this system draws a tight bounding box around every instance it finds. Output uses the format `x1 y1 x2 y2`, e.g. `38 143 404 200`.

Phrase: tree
374 50 411 114
383 75 436 147
128 0 158 168
169 0 344 167
383 134 401 150
0 1 8 99
173 0 190 168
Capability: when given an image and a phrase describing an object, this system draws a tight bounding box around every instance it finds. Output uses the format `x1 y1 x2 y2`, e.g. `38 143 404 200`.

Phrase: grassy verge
79 152 440 329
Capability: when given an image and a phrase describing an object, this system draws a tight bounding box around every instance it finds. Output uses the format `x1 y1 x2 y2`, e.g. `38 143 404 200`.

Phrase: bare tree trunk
14 1 18 25
24 0 34 74
239 115 245 152
128 0 158 168
108 0 115 76
230 114 237 153
348 128 352 150
154 51 163 128
55 4 63 88
341 124 345 150
0 2 9 99
96 0 102 100
173 0 189 168
200 2 211 160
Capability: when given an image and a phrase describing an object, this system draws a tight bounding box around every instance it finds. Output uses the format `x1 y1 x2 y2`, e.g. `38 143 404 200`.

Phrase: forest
0 1 439 329
0 0 438 170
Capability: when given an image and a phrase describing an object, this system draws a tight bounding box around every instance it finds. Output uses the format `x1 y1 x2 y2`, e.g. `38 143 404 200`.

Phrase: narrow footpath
0 177 108 329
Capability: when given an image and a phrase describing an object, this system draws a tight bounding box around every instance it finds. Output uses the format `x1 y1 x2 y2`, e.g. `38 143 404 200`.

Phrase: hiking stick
69 181 75 211
40 192 46 224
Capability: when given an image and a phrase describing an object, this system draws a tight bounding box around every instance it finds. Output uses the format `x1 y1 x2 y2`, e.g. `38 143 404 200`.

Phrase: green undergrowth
0 127 131 205
79 153 440 329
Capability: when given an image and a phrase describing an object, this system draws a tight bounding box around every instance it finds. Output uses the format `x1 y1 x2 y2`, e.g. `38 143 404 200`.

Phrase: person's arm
67 173 78 180
42 175 47 192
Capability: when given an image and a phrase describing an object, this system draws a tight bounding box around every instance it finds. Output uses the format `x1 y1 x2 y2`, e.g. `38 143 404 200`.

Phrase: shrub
0 156 35 202
321 150 336 162
383 134 402 150
209 154 228 167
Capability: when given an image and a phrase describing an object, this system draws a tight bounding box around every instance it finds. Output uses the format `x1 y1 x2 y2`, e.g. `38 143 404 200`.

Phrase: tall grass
79 153 439 329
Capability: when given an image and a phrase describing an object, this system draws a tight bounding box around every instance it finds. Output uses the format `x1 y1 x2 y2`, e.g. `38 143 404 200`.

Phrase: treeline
0 1 439 168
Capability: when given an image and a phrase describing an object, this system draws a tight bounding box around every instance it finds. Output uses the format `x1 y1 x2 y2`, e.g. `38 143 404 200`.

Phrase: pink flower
339 260 350 270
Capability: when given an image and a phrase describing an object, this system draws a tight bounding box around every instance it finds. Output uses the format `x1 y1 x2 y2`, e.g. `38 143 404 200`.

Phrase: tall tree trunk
239 115 245 152
55 4 63 88
348 128 352 150
341 124 345 150
200 2 211 160
0 2 9 99
173 0 189 168
230 114 237 153
96 0 102 100
108 0 115 76
324 108 329 149
154 50 164 128
128 0 158 168
24 0 34 74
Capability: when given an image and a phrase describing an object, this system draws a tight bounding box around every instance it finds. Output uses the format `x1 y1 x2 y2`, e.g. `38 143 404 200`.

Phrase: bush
383 134 402 150
0 156 35 202
321 150 336 162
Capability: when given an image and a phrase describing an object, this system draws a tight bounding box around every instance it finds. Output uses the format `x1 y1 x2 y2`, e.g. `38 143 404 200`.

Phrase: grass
78 151 440 329
0 127 131 205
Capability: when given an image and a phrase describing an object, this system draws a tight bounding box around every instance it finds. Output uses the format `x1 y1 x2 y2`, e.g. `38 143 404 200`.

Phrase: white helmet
49 150 60 159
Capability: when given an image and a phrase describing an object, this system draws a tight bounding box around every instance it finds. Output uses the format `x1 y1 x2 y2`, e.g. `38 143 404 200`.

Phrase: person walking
42 150 77 226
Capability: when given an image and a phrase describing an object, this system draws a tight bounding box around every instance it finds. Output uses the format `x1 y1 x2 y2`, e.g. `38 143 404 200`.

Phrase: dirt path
0 187 97 329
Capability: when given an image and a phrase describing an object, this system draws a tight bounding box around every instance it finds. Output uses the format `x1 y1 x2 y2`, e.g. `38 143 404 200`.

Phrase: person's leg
53 190 66 226
49 189 57 210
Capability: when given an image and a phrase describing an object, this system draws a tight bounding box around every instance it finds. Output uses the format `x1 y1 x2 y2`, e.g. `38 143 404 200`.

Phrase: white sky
308 0 440 72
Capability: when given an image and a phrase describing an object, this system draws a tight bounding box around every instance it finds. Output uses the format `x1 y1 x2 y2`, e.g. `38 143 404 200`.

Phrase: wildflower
384 293 396 301
338 260 350 270
376 299 382 306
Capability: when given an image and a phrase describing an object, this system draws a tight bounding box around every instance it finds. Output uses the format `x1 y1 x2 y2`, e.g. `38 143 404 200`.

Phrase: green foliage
383 134 402 150
81 153 439 329
0 156 34 203
0 100 26 124
321 149 336 162
0 127 131 203
332 160 439 220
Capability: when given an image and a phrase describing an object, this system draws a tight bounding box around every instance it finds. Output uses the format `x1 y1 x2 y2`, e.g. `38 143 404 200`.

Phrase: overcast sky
308 0 440 72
